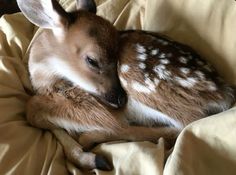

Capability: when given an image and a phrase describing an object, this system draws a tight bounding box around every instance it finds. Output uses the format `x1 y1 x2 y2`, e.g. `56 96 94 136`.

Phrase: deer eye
86 56 99 69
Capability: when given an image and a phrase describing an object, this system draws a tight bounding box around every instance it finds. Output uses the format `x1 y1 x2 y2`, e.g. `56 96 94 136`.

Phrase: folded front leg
26 92 120 170
52 129 111 170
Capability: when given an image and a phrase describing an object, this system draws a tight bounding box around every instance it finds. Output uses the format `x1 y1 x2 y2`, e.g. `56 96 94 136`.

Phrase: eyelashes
86 56 99 69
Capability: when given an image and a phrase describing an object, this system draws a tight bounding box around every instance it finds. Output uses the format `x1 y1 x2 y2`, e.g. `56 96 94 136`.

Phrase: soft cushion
0 0 235 174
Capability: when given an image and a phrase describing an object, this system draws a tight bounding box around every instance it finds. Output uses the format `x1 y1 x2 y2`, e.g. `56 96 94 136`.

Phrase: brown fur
118 31 235 126
18 0 236 171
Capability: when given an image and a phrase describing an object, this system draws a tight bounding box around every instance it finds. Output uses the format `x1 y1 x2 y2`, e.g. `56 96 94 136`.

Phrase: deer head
17 0 127 108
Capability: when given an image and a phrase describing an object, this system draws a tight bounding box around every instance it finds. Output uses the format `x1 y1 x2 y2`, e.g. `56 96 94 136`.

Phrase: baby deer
17 0 236 171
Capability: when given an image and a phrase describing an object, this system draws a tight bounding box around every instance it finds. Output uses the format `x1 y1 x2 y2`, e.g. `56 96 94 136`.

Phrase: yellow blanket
0 0 236 174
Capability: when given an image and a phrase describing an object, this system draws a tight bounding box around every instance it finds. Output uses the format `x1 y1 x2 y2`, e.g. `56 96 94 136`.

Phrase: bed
0 0 236 174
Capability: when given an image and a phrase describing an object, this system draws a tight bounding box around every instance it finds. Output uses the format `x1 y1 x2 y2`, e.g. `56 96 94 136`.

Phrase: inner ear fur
17 0 71 29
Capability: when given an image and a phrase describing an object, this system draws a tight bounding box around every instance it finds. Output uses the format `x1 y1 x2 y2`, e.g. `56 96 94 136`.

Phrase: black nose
104 87 127 108
117 91 127 107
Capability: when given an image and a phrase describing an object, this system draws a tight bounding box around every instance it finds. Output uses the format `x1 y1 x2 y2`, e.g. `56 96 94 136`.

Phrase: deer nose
104 87 127 108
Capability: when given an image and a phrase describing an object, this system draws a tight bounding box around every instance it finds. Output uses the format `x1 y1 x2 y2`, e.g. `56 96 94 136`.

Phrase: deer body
18 0 236 171
118 31 235 127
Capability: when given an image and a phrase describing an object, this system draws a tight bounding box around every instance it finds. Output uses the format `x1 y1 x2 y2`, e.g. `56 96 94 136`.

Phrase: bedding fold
0 0 236 174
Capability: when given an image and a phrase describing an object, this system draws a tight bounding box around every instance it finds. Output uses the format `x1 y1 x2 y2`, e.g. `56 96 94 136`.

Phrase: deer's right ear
17 0 71 30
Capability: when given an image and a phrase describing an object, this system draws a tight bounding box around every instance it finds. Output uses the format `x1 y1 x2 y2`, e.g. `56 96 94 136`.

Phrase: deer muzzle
102 87 127 108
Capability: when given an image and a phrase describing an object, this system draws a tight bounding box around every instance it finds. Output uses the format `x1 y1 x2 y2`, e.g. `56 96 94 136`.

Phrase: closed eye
86 56 99 69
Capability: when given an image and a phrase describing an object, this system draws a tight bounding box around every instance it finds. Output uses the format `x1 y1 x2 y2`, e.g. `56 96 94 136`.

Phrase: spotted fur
118 30 236 126
20 0 236 170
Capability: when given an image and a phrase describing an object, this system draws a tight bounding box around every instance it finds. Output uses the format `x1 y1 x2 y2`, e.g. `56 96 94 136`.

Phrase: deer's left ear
76 0 97 14
17 0 71 29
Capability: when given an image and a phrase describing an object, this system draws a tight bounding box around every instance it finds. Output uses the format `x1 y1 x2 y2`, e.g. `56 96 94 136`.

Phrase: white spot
159 53 166 59
196 60 204 66
180 67 190 74
160 59 170 64
153 65 171 80
144 73 149 78
162 41 169 45
154 78 160 86
120 64 130 73
180 50 190 55
175 77 198 88
131 81 151 94
166 53 173 58
145 78 156 92
119 77 128 87
125 97 183 129
195 71 205 80
204 65 213 72
139 63 146 69
206 81 217 91
179 56 188 64
158 39 168 45
137 53 147 61
157 39 165 43
155 64 166 70
151 49 159 55
136 44 146 53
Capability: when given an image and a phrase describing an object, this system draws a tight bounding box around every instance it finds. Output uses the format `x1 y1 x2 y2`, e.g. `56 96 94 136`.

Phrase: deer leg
78 126 180 150
52 129 111 170
26 94 112 170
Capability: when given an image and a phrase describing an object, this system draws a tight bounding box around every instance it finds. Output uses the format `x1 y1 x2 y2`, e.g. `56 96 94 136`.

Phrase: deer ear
17 0 71 29
76 0 97 14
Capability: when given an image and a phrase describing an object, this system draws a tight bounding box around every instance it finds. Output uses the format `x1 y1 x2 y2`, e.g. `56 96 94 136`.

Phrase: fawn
17 0 236 171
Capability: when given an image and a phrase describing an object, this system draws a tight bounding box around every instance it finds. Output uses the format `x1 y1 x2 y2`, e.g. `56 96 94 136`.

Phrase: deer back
118 31 236 127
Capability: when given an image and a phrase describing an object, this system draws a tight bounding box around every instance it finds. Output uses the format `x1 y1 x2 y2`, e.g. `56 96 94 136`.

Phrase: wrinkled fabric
0 0 236 174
